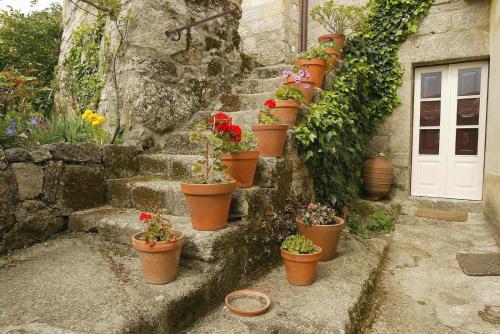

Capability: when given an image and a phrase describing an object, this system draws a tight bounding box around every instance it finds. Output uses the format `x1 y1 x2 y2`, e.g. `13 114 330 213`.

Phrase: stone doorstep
68 206 244 263
415 208 469 222
106 176 272 219
186 236 390 333
252 64 293 79
138 153 281 188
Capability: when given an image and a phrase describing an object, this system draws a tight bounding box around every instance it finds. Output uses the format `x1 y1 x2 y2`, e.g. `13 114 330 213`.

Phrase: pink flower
304 84 310 90
283 70 293 78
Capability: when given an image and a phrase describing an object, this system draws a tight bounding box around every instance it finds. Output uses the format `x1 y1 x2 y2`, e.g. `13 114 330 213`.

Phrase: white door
411 62 489 200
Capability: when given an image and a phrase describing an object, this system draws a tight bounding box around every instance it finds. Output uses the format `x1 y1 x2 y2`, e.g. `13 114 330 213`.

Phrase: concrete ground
367 214 500 334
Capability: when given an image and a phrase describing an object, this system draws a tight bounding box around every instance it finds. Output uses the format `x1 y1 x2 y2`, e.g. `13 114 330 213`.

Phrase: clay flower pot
272 99 301 128
294 58 327 88
362 156 394 199
252 124 288 157
132 231 186 285
225 289 271 317
296 217 345 262
281 246 322 286
221 151 260 188
180 181 236 231
318 33 346 51
325 48 340 70
285 78 315 105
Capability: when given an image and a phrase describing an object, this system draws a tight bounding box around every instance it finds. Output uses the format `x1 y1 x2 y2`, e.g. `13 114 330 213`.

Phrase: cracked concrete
367 214 500 334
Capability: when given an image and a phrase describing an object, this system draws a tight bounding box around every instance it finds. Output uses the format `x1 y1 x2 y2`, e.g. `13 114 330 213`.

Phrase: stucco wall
368 0 491 199
484 0 500 236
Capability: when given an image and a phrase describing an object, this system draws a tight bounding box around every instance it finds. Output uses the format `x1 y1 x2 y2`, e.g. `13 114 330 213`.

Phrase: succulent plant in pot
252 104 288 158
281 234 322 286
296 203 346 262
310 0 365 54
220 129 260 188
294 45 329 88
132 212 186 285
180 112 238 231
271 86 305 128
283 69 315 105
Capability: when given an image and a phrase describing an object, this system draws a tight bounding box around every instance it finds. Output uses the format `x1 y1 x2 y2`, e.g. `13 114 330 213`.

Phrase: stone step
239 93 270 110
106 177 271 219
252 64 293 79
68 207 244 262
234 76 284 94
138 153 280 188
183 109 259 130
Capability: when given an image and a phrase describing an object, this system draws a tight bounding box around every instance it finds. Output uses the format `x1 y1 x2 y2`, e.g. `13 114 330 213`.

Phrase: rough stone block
43 161 64 204
0 169 17 235
57 164 106 214
45 143 103 163
11 163 44 200
4 148 30 163
103 145 139 179
30 149 52 163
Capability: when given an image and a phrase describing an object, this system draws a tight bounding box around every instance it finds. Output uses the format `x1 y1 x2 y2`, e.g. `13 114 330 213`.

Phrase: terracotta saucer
224 289 271 317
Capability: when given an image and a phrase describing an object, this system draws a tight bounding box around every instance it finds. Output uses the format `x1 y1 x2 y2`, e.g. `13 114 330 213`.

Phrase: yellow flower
91 120 101 126
81 113 89 120
83 109 93 115
96 115 105 124
88 113 98 122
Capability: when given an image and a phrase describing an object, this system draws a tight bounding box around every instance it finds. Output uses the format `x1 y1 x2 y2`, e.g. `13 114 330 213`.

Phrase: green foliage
298 43 330 60
226 130 258 153
275 85 305 104
139 212 174 245
0 4 62 115
310 0 366 36
346 205 397 238
296 0 433 207
64 17 108 113
258 108 278 125
281 234 316 254
367 211 395 234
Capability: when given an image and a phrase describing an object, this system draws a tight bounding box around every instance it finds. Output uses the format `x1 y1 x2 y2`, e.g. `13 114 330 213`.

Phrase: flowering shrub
297 203 338 226
258 100 279 125
139 212 175 245
283 69 312 90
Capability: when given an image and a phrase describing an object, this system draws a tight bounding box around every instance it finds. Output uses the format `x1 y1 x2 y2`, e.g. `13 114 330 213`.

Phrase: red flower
140 212 152 221
228 125 242 143
210 112 232 132
264 99 276 108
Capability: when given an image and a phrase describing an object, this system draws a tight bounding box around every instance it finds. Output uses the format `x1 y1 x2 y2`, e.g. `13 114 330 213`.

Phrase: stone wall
56 0 246 150
484 0 500 237
0 143 139 253
367 0 491 199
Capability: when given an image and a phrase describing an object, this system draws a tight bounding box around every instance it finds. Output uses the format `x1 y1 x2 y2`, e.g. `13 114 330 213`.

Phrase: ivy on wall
296 0 434 207
64 16 108 113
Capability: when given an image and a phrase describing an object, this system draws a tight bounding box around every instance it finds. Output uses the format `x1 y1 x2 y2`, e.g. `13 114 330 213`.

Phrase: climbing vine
296 0 434 207
64 16 108 113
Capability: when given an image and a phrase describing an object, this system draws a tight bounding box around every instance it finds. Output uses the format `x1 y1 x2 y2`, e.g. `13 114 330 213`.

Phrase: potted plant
220 129 260 188
283 70 315 105
271 86 305 127
132 212 186 285
181 112 237 231
281 234 322 286
294 45 328 88
310 0 365 56
252 106 288 158
296 203 345 262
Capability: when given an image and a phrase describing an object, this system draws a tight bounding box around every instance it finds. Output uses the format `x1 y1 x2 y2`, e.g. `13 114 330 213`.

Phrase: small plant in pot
281 234 322 286
252 106 288 158
181 112 237 231
132 212 186 285
310 0 365 57
296 203 346 262
272 86 305 128
220 129 260 188
294 45 329 88
283 69 315 105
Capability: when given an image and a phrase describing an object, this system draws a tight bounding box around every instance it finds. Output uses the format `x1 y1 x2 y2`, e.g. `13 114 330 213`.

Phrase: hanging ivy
296 0 434 207
64 16 108 113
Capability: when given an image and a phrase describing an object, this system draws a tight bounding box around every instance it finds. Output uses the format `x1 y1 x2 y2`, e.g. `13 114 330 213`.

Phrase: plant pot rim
224 289 271 317
280 246 323 263
221 150 260 160
275 99 301 107
296 216 346 228
321 33 346 38
252 124 289 130
285 78 315 85
180 181 236 195
295 58 327 66
132 231 186 253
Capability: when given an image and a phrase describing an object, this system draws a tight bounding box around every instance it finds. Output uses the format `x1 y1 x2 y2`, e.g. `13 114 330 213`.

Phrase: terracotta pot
362 156 394 199
272 99 300 128
296 217 345 262
281 246 322 286
318 33 346 51
132 231 186 285
284 78 315 105
325 48 341 70
252 124 288 157
221 151 260 188
180 182 236 231
225 289 271 317
294 58 327 88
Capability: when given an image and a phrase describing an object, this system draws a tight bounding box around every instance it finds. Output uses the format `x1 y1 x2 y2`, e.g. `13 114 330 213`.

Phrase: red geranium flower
210 112 232 132
228 125 242 143
140 212 152 221
264 99 276 108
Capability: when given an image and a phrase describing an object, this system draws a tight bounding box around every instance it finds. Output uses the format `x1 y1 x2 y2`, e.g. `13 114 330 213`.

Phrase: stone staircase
63 64 314 333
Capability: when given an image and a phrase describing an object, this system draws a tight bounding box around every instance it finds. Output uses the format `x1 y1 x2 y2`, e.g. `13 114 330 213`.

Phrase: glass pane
420 101 441 126
458 68 481 96
421 72 442 98
456 129 479 155
457 98 480 126
419 129 440 155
